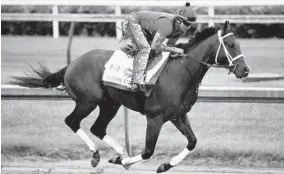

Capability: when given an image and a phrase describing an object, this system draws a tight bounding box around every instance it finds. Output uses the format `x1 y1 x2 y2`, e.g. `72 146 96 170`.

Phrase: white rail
2 85 284 103
2 0 284 6
3 13 284 23
1 0 284 38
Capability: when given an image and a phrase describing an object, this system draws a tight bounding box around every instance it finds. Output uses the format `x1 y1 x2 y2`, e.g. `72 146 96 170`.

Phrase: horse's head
212 21 251 78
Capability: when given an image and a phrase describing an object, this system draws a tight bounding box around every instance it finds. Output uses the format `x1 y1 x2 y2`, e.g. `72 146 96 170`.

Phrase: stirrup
138 83 146 92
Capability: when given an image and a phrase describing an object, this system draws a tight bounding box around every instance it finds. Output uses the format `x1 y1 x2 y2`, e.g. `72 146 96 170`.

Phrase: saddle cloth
102 50 170 95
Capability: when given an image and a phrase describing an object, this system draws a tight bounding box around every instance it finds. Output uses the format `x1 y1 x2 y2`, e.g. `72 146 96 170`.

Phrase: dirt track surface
2 159 284 174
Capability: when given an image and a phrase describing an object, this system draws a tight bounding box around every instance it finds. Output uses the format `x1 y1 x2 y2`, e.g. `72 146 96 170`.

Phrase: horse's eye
228 43 234 48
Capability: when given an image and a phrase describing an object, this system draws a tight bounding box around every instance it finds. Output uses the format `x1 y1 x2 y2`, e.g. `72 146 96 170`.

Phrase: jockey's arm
151 19 182 53
166 37 179 47
151 31 181 53
151 31 182 53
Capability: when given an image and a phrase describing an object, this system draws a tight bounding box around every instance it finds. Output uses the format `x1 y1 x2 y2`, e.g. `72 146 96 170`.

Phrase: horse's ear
226 21 231 29
222 20 230 34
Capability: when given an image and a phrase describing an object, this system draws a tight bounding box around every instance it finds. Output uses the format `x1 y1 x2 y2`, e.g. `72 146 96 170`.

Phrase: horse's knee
142 148 154 160
187 138 197 151
64 116 80 132
90 125 106 140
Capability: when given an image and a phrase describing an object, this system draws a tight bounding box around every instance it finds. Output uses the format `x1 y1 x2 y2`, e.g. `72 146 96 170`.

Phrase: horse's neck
184 34 216 83
189 34 216 65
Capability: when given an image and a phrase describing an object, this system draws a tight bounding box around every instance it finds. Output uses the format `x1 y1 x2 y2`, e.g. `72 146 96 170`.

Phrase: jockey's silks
130 11 185 40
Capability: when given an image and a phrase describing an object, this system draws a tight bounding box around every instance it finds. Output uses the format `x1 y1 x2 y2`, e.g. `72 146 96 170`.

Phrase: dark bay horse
11 21 250 173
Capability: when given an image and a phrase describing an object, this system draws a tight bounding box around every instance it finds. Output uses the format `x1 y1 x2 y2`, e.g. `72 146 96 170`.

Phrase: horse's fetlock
142 149 154 159
187 138 197 151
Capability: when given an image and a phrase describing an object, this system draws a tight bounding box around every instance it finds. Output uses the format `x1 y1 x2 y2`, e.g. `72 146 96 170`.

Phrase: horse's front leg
157 114 197 173
121 115 164 166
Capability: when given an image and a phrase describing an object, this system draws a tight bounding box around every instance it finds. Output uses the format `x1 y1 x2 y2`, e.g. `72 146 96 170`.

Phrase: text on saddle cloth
103 50 170 88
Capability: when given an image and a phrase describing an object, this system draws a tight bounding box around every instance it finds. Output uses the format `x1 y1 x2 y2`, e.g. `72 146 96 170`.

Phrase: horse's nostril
244 67 249 73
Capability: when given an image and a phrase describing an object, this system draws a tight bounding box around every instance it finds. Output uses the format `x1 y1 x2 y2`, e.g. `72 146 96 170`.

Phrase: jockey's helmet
176 2 197 26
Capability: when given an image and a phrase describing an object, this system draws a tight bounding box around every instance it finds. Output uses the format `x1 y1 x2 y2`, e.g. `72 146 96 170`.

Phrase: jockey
120 2 197 91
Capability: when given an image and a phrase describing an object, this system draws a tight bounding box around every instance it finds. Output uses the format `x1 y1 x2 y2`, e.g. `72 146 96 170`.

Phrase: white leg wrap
102 135 126 156
76 129 97 152
169 148 191 166
122 155 143 165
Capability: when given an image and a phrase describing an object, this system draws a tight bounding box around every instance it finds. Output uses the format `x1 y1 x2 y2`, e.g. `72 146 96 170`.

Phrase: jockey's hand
175 47 184 54
171 48 185 58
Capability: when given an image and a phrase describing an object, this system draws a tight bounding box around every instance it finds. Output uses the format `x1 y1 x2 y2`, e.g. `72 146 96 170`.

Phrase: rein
183 55 230 69
183 55 211 68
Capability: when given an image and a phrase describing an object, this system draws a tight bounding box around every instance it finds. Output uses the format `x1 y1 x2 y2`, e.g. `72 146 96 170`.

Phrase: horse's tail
10 62 68 89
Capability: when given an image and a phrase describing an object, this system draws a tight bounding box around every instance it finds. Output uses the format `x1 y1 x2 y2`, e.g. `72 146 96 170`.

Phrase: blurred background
1 0 284 86
2 2 284 38
1 0 284 172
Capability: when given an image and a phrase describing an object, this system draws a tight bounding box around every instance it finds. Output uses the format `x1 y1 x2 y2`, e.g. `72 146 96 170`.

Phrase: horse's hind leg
157 114 197 173
90 98 130 165
64 101 99 165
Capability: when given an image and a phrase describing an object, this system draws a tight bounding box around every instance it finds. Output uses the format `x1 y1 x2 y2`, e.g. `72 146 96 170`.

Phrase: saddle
102 50 170 97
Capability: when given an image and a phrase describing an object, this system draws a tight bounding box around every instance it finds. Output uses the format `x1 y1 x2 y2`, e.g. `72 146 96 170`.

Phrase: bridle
180 29 246 91
182 29 245 73
214 30 245 72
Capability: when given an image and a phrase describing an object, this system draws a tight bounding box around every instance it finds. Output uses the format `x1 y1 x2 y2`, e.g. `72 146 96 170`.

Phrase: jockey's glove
174 47 184 54
171 47 185 58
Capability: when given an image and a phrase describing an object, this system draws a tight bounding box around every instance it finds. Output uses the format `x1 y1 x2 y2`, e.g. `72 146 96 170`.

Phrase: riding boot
132 58 147 92
132 69 146 92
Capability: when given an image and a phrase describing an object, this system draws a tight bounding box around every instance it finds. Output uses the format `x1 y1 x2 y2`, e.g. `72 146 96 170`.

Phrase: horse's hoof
91 151 100 168
156 163 173 173
108 155 122 165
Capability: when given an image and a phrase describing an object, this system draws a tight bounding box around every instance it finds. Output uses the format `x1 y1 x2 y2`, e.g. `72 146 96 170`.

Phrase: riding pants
121 13 151 84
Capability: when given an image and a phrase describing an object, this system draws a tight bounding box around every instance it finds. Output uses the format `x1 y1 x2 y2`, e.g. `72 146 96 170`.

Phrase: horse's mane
176 27 218 53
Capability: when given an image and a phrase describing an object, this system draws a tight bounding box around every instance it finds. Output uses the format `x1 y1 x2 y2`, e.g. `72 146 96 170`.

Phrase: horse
11 21 250 173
